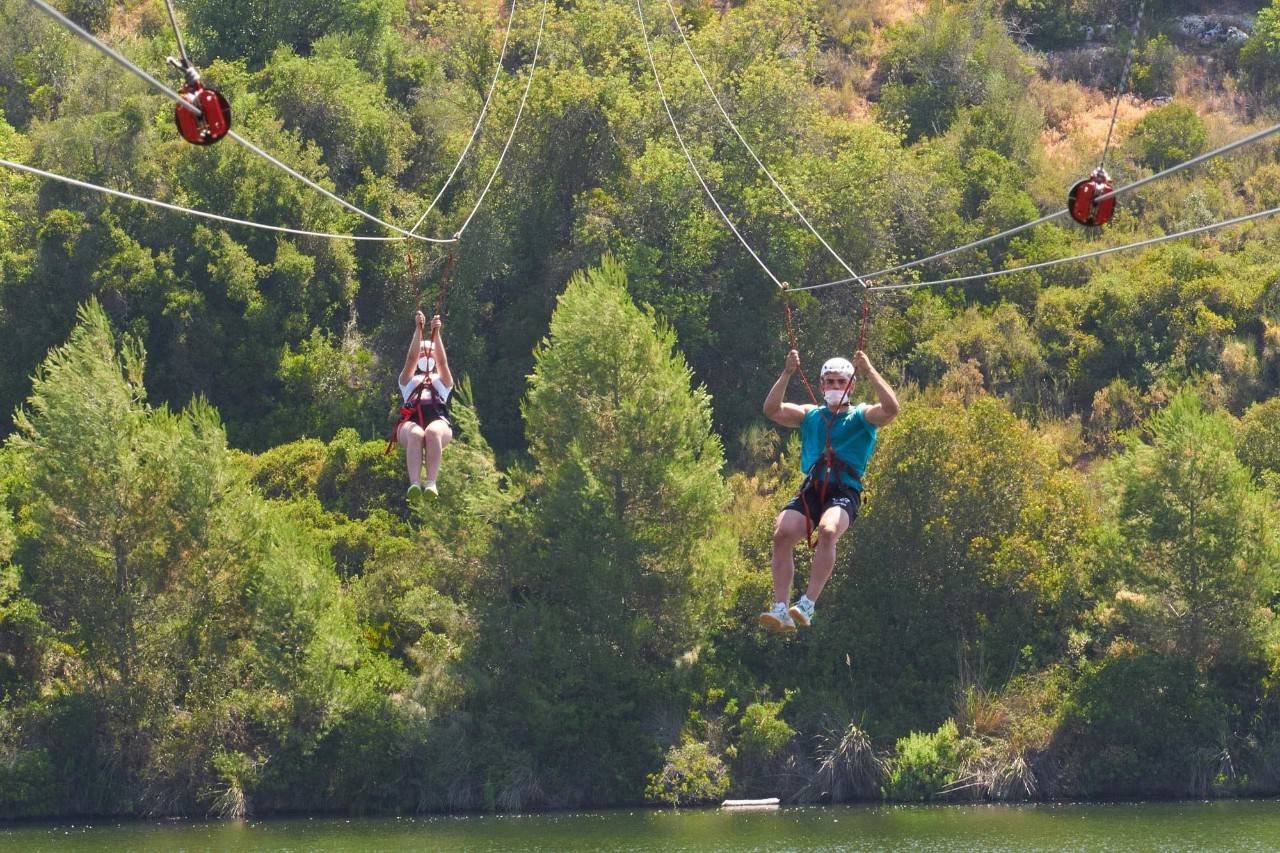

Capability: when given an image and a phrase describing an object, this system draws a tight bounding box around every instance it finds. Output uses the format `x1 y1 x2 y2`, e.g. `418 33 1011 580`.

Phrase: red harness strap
782 284 817 405
385 378 436 454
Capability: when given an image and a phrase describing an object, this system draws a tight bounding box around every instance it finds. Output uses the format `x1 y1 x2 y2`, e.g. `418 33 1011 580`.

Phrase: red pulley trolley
1067 167 1116 228
167 57 230 145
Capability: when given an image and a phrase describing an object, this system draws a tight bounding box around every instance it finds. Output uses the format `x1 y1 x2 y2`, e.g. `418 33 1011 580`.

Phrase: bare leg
805 505 851 603
422 420 454 484
771 510 810 604
398 423 427 485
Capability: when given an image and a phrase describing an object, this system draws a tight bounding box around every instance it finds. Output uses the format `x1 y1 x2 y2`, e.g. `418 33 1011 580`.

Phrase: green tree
1103 390 1280 669
187 0 400 68
466 256 735 805
3 302 404 815
878 1 1034 143
817 395 1092 732
1239 0 1280 101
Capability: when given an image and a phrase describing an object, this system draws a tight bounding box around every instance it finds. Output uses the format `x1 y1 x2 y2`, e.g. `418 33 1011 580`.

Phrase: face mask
824 388 850 407
417 356 434 373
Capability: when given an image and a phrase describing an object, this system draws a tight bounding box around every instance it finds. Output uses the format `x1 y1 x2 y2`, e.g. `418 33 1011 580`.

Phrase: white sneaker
423 482 439 500
789 597 815 628
406 484 424 507
758 602 796 634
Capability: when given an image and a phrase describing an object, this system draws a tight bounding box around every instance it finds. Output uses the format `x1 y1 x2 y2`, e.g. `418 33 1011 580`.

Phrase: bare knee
773 516 804 548
425 421 452 447
816 524 842 546
399 424 425 448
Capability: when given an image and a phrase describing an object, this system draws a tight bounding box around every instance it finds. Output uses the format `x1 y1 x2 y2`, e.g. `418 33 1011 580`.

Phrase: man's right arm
764 349 810 428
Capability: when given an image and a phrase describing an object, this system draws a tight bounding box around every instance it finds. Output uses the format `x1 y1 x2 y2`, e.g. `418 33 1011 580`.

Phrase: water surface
3 800 1279 851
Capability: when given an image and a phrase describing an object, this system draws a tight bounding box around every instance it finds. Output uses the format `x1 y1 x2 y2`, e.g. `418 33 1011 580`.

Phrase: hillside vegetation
3 0 1280 815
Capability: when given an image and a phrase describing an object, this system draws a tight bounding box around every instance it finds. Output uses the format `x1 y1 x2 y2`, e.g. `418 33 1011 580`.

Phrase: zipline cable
1100 0 1145 171
798 117 1280 293
407 0 520 237
452 0 549 240
661 0 868 288
161 0 192 67
24 0 448 243
0 157 406 241
636 0 783 288
867 202 1280 293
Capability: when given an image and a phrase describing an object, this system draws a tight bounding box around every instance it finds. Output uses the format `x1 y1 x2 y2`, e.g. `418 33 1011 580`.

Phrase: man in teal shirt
759 349 899 632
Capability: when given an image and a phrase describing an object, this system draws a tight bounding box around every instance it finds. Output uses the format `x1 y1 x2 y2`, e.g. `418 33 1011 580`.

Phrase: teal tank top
799 403 877 490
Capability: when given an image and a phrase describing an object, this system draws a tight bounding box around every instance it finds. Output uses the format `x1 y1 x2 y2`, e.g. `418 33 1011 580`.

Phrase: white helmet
820 357 854 379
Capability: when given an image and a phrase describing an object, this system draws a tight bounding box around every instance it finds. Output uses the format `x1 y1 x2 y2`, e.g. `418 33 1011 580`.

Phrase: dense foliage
2 0 1280 816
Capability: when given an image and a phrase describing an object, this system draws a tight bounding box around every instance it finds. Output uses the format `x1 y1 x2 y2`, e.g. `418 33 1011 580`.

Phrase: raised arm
855 351 899 427
430 315 453 390
764 349 813 428
399 310 425 387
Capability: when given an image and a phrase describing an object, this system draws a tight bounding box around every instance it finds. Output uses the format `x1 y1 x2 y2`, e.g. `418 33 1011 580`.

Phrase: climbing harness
161 0 229 145
386 372 454 454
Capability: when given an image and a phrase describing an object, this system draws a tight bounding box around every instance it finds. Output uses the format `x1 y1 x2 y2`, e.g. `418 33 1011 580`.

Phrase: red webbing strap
856 287 872 355
435 249 455 318
782 284 817 405
408 247 420 309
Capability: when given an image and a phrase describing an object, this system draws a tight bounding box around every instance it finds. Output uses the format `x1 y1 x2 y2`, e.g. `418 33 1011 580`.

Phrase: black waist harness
803 448 863 492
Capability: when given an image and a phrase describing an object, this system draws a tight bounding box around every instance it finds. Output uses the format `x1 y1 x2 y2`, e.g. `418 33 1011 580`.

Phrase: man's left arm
855 351 899 427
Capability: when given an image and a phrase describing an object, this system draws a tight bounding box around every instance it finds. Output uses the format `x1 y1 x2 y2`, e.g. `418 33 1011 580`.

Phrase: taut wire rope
25 0 451 243
798 117 1280 293
1100 0 1145 171
867 202 1280 292
635 0 783 287
161 0 192 67
407 0 520 236
451 0 549 239
0 157 405 241
660 0 868 289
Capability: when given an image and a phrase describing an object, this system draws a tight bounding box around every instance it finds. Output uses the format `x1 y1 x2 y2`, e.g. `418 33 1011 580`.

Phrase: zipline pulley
1068 167 1115 228
167 57 230 145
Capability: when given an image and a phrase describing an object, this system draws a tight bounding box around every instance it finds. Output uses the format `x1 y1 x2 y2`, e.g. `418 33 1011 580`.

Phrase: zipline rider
759 349 899 633
396 310 454 504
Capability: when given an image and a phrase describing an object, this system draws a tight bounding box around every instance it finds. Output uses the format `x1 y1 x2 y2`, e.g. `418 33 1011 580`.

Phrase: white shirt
399 373 452 404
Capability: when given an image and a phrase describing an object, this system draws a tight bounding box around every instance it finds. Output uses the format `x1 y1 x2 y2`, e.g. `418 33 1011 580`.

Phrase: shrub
1239 1 1280 99
883 719 962 801
1060 653 1228 797
1125 103 1208 172
645 741 730 807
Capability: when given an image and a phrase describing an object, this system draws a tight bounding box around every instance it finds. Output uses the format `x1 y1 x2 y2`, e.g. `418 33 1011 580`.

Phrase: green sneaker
406 483 424 507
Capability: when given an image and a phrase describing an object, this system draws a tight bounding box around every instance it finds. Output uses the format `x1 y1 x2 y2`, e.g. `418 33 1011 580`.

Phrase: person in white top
396 310 455 503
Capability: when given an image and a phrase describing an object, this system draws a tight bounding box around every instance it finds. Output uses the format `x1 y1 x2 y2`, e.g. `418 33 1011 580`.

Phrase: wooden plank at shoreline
720 797 780 809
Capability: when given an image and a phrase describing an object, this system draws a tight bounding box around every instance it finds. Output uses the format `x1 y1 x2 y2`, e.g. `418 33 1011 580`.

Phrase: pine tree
470 256 734 805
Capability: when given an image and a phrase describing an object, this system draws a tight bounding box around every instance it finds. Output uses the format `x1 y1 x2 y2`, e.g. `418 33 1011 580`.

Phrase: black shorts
783 479 861 525
400 401 453 433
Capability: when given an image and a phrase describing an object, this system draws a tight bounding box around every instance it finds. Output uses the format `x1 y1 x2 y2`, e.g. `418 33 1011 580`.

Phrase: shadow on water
2 800 1280 852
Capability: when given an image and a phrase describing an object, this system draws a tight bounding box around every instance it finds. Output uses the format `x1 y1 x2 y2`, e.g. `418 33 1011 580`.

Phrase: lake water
3 800 1279 851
